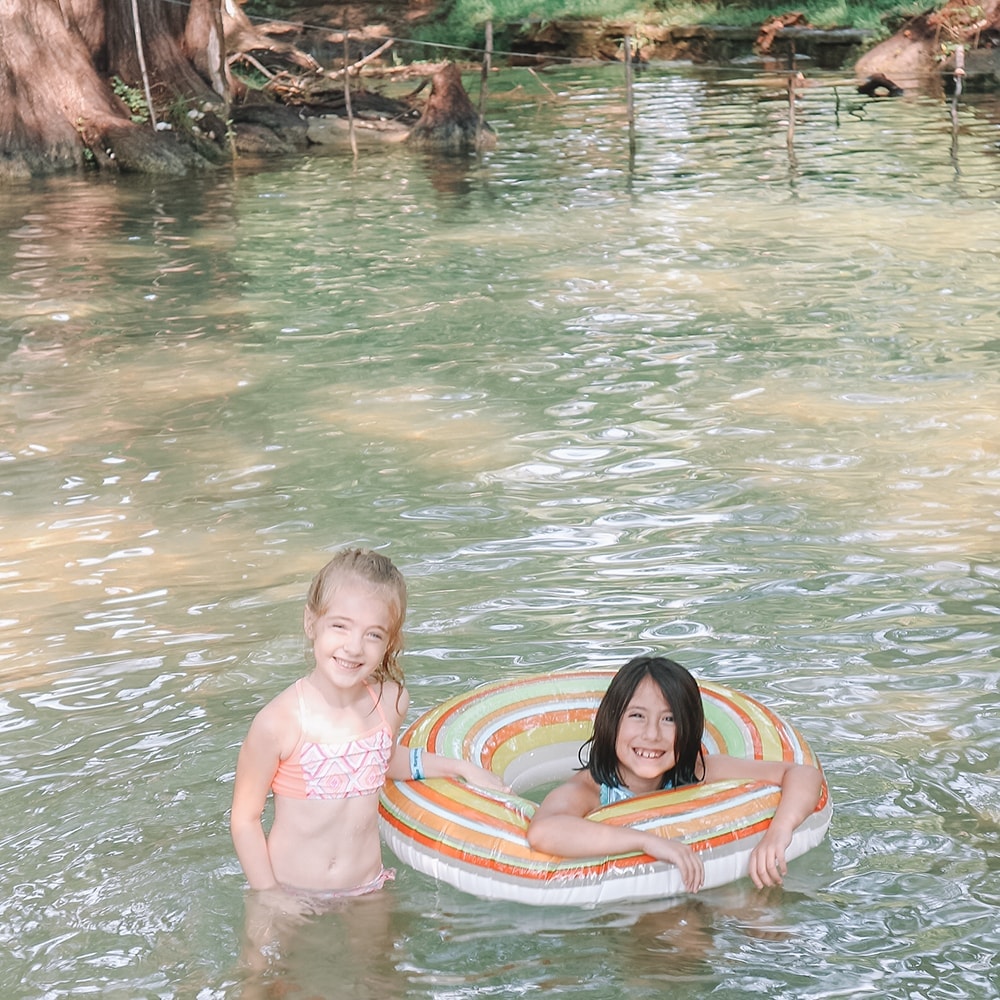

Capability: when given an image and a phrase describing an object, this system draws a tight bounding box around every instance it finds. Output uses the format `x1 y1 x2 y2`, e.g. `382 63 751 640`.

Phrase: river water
1 64 998 999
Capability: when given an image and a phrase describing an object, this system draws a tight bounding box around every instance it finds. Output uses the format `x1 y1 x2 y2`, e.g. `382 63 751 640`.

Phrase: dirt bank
268 0 1000 92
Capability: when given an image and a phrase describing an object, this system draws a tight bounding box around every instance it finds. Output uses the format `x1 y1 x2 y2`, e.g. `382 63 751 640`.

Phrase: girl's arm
704 755 823 888
384 742 508 790
382 684 506 790
526 773 704 893
230 710 284 891
422 750 508 790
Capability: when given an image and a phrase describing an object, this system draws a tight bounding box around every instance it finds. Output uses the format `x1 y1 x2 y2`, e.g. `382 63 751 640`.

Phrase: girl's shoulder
252 679 303 729
536 769 601 819
371 678 409 729
241 680 303 756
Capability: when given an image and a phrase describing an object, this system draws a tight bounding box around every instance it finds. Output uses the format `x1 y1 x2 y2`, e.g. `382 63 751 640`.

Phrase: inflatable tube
379 671 832 906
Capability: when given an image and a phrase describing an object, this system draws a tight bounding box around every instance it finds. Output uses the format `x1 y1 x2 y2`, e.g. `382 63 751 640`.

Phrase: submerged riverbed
1 63 998 999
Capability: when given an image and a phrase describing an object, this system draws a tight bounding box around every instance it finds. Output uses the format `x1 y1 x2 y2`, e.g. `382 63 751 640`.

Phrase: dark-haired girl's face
614 676 678 794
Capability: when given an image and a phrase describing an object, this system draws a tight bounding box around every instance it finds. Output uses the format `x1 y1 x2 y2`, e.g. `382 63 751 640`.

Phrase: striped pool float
379 670 832 906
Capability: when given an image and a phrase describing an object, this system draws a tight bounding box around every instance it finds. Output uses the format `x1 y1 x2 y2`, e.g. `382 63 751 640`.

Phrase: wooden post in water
785 38 796 152
343 16 358 159
476 20 493 150
786 72 796 150
129 0 157 128
624 32 636 157
950 45 965 171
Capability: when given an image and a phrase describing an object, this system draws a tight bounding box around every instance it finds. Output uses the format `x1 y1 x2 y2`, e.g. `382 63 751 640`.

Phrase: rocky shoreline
271 1 1000 95
227 2 999 158
502 19 872 72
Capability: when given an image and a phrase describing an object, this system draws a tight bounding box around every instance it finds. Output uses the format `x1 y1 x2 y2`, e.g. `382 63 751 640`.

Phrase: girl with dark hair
526 656 822 893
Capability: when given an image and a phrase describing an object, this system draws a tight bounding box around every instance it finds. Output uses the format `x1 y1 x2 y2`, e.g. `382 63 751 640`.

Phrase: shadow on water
383 878 835 997
230 852 781 995
0 172 247 354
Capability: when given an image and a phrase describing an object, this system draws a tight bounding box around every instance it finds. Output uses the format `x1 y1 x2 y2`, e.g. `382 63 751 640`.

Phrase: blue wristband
410 746 425 781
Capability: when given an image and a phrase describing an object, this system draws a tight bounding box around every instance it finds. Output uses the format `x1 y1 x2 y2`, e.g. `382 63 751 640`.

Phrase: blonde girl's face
614 676 678 794
304 581 396 688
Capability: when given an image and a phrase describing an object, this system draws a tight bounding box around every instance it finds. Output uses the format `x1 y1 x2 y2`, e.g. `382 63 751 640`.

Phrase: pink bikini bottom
279 867 396 910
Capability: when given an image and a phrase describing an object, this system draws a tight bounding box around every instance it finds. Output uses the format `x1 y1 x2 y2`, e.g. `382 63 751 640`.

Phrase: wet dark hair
582 655 705 791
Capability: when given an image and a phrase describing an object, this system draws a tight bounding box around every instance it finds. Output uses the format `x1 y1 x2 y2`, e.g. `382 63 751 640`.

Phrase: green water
1 65 998 998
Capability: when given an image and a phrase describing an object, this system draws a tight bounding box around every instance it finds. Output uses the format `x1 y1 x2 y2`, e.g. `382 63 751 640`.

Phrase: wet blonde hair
305 547 407 686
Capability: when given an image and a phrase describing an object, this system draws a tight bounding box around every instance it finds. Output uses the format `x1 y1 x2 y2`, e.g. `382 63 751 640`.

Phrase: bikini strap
364 681 392 730
288 677 307 743
294 677 309 716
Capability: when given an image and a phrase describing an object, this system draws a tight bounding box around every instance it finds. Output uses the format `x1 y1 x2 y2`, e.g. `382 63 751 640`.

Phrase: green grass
243 0 937 49
404 0 933 48
650 0 931 32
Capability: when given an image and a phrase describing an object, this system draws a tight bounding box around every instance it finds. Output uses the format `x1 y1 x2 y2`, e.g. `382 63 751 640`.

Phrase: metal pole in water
786 73 796 149
953 43 966 103
785 39 796 152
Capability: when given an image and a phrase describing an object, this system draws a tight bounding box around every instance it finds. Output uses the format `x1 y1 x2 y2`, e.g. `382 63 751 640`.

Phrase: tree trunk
406 63 496 152
185 0 229 98
0 0 231 179
1 0 115 177
104 0 222 100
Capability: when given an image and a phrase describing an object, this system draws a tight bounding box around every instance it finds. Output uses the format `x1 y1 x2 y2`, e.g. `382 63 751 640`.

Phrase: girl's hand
240 887 314 971
747 826 793 887
645 836 704 894
405 750 511 791
705 758 822 888
456 760 510 792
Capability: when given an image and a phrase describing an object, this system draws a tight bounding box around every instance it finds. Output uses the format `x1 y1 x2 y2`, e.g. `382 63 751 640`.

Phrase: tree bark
185 0 230 98
0 0 231 179
406 62 496 151
104 0 222 100
1 0 116 177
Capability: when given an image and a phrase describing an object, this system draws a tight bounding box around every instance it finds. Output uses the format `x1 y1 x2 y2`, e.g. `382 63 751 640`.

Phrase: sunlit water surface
1 65 998 999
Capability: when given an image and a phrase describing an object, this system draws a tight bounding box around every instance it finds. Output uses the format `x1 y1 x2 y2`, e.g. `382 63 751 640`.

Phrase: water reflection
418 151 478 199
1 176 244 342
237 889 407 999
610 898 719 985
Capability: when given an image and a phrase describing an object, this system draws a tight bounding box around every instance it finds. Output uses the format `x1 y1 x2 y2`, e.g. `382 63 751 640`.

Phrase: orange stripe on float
391 780 532 840
423 685 566 752
477 707 595 768
381 806 615 881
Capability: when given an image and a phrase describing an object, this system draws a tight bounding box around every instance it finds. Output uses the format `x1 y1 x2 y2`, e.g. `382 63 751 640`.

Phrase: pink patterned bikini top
271 679 394 800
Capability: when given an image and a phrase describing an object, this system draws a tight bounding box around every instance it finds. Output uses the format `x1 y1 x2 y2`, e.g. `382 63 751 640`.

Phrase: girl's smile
304 583 393 689
614 676 678 793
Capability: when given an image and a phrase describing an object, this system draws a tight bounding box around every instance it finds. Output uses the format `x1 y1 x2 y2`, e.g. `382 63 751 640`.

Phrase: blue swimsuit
599 778 675 806
599 783 633 806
